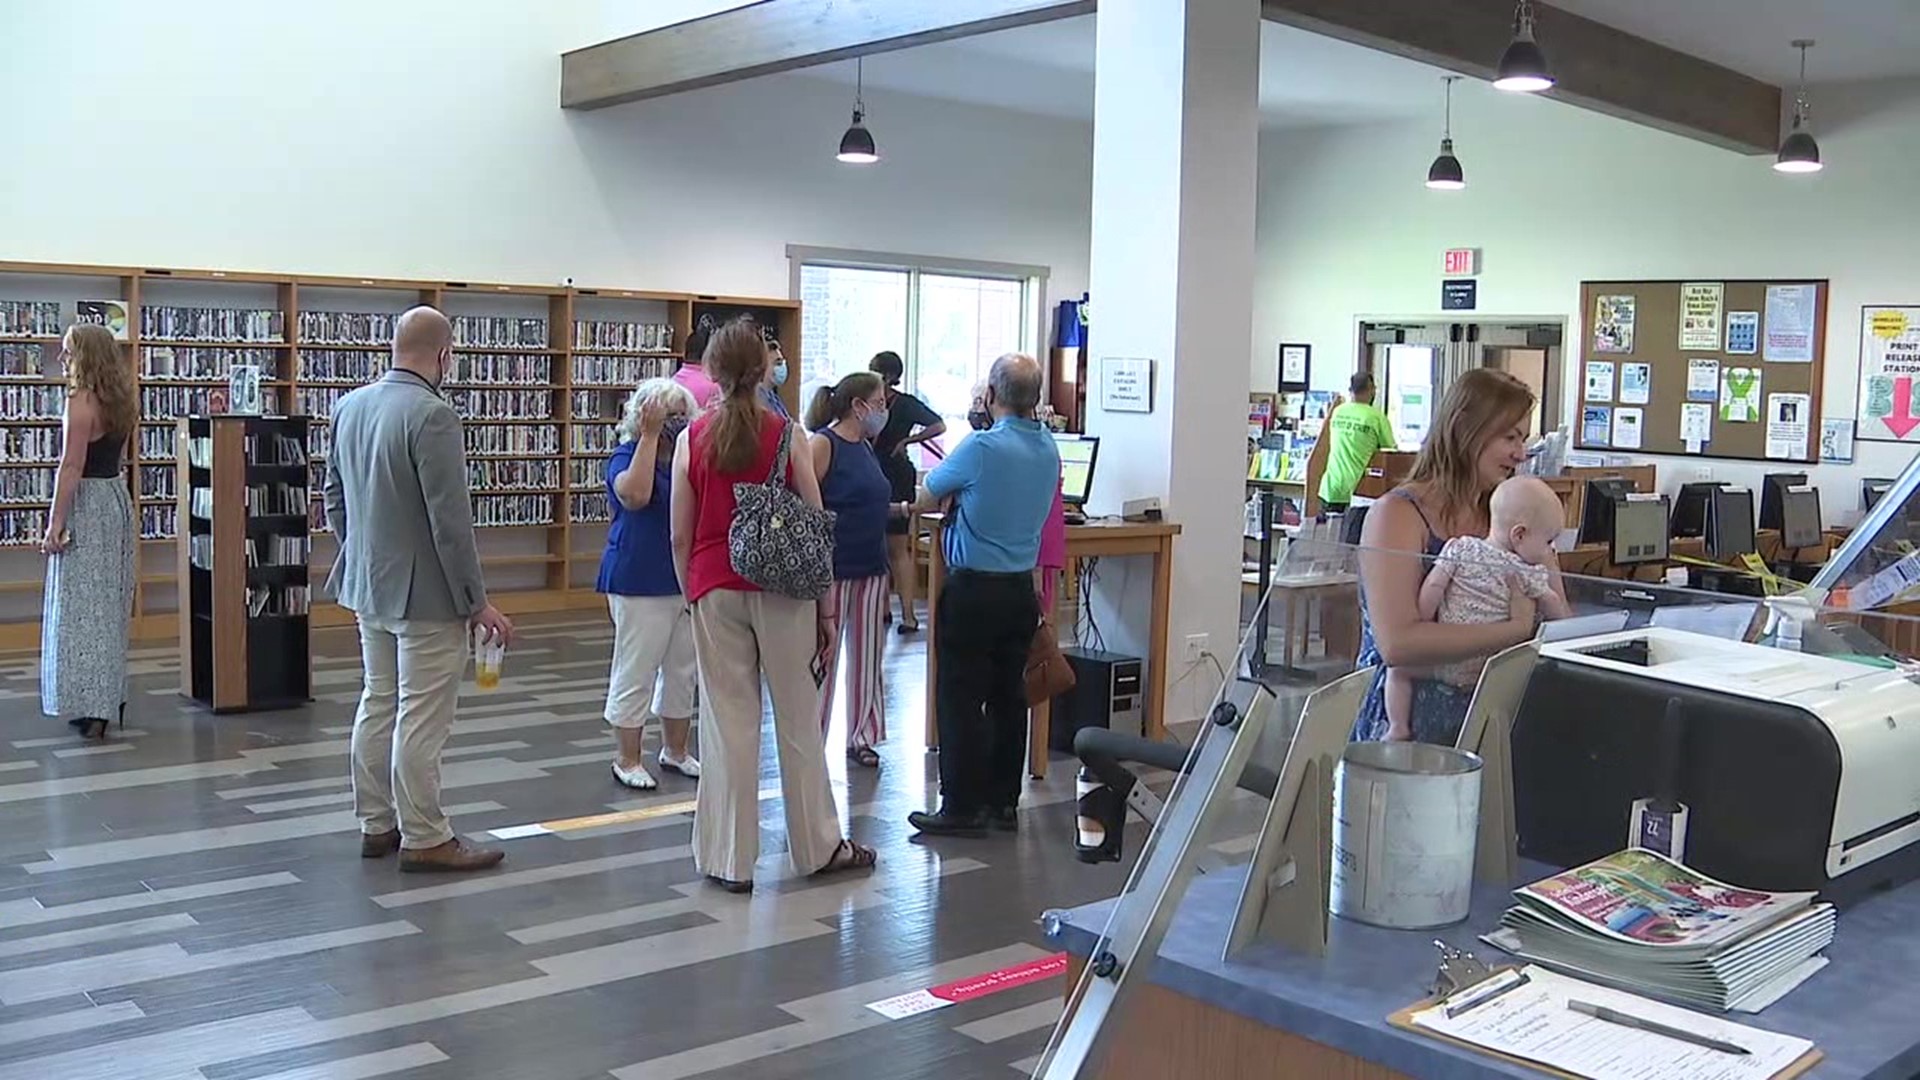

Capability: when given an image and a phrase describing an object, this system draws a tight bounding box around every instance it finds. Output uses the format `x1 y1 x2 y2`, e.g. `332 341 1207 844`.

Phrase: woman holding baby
1351 368 1570 745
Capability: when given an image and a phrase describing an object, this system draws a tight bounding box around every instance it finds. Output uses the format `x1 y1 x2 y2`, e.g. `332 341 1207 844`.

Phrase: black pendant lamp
836 57 879 164
1427 76 1466 190
1494 0 1555 93
1774 40 1823 174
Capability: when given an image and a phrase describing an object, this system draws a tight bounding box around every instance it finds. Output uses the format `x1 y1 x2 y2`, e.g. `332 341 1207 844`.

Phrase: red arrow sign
1887 375 1920 439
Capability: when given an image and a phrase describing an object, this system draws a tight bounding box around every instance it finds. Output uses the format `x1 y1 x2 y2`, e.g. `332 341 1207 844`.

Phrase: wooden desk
1556 536 1706 581
923 517 1182 780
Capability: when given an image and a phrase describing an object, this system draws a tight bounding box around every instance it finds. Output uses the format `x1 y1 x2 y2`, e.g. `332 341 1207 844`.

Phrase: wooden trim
209 421 249 708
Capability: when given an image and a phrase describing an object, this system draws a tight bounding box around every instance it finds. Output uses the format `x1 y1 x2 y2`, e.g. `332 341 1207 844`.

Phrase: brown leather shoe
360 830 401 858
398 837 506 874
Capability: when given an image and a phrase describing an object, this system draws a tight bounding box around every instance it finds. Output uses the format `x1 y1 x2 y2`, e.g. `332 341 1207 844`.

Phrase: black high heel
80 718 109 742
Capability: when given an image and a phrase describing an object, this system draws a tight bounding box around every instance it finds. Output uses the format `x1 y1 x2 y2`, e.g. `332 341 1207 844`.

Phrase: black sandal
814 838 877 877
706 875 753 895
847 746 881 769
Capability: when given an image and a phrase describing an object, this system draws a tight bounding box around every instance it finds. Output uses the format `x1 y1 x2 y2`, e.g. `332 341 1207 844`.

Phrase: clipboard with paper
1387 962 1822 1080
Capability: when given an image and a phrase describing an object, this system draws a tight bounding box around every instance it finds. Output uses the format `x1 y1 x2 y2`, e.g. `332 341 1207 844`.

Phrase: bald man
325 305 513 872
909 353 1060 837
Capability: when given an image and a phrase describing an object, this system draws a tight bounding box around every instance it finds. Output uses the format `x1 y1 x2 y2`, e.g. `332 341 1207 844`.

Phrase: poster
1612 406 1644 450
1820 418 1855 463
1100 356 1155 412
1726 310 1760 355
1581 406 1611 446
1679 282 1724 351
1764 284 1817 363
1279 343 1310 388
1856 305 1920 441
1680 402 1713 453
1720 367 1762 422
1619 363 1651 405
1593 294 1636 353
75 299 130 341
1584 360 1615 403
1766 392 1811 460
1686 358 1719 402
228 365 263 415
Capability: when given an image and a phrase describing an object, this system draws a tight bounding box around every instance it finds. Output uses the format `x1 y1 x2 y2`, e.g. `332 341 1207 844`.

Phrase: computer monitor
1610 495 1671 566
1863 478 1896 512
1708 486 1756 560
1054 434 1099 506
1780 486 1823 550
1577 477 1634 545
1669 481 1719 539
1760 472 1808 531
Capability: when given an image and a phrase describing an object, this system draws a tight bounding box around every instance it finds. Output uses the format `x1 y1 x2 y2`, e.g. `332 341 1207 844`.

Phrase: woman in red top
670 319 877 892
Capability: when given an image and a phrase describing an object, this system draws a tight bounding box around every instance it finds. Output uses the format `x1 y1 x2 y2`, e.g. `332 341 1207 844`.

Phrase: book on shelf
0 342 45 377
0 426 60 463
140 425 176 462
570 390 605 420
1482 848 1836 1013
574 319 672 353
452 353 550 385
244 484 308 516
468 460 557 491
465 423 558 455
142 345 279 380
298 310 397 346
139 465 176 500
572 353 671 386
0 384 65 420
75 299 130 340
570 492 611 522
246 584 309 617
0 466 54 504
140 305 283 343
450 315 546 349
141 503 177 539
245 432 307 467
444 388 552 419
473 493 554 527
143 385 281 419
571 423 618 454
0 300 62 337
298 348 387 382
0 507 48 545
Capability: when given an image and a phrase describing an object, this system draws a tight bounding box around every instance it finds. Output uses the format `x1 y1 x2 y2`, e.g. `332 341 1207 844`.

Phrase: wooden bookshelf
0 260 802 650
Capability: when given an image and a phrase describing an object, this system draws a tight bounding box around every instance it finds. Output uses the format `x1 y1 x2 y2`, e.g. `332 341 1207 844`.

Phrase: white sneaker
612 760 657 790
659 749 702 779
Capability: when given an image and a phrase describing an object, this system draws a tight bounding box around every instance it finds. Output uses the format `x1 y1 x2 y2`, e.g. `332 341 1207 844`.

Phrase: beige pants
350 615 466 849
691 589 842 881
604 594 697 729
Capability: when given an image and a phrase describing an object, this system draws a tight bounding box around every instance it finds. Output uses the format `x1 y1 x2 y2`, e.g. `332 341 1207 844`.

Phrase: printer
1510 627 1920 902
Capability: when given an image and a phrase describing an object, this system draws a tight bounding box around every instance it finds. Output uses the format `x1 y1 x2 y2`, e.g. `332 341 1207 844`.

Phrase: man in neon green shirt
1318 371 1397 512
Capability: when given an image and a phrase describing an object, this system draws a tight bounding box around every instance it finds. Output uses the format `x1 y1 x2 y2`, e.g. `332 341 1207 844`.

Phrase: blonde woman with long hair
41 323 137 741
595 377 702 789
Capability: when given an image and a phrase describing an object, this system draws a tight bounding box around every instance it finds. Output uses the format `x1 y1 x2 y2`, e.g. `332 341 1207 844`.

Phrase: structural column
1084 0 1260 721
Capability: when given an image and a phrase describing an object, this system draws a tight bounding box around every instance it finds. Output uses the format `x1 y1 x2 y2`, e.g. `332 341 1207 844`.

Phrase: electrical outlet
1693 466 1714 482
1183 633 1210 663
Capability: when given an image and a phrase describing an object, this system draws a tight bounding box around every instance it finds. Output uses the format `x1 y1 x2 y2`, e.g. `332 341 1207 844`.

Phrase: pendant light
1494 0 1555 93
1774 40 1823 174
1426 76 1466 190
836 57 878 164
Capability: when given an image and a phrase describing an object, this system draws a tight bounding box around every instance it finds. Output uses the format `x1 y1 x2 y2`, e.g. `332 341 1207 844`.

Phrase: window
791 246 1044 459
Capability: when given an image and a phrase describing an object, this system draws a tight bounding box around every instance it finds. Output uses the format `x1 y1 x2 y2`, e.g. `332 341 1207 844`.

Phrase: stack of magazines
1482 849 1835 1013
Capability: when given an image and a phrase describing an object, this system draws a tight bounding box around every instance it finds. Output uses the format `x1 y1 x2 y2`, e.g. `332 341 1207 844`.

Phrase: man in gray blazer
325 306 513 873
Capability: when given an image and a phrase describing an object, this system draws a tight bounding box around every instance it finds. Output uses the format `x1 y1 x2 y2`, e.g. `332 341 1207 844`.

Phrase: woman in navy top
597 378 703 790
806 372 900 767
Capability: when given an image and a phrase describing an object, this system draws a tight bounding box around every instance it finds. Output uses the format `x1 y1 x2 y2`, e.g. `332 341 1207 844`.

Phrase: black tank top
81 434 124 478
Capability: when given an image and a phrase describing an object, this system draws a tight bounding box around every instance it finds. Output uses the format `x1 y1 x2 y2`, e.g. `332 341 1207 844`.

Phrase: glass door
1382 343 1436 448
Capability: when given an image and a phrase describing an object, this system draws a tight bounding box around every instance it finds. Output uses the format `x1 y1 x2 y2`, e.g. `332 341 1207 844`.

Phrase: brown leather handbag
1024 617 1076 706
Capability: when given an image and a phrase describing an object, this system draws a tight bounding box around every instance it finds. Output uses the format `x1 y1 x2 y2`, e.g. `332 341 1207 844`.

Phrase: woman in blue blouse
597 378 703 789
806 372 901 767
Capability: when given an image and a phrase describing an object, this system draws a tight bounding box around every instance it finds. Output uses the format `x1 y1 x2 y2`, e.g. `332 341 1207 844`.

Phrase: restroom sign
1442 248 1480 277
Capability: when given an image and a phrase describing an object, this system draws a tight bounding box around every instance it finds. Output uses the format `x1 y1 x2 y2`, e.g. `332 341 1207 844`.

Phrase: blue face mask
772 361 789 387
861 405 889 438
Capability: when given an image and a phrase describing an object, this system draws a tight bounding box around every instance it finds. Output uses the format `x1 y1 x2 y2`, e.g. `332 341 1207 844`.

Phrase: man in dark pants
909 354 1060 837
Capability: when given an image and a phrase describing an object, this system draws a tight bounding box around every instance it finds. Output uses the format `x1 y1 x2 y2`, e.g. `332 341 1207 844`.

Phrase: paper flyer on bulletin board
1680 282 1724 350
1592 294 1635 353
1583 361 1614 403
1619 363 1651 405
1720 366 1762 422
1821 418 1855 463
1726 310 1759 354
1857 305 1920 442
1582 406 1611 446
1764 284 1817 362
1686 357 1719 402
1680 402 1713 453
1766 392 1810 460
1612 406 1644 449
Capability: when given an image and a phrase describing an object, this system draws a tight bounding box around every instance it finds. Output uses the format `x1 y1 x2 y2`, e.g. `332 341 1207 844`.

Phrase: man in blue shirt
909 353 1060 837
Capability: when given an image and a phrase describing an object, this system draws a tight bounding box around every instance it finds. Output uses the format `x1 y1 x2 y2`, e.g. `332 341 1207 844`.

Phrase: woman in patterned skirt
41 323 137 741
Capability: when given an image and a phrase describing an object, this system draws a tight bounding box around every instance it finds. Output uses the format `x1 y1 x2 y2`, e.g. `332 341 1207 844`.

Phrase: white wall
1254 77 1920 520
0 0 1090 311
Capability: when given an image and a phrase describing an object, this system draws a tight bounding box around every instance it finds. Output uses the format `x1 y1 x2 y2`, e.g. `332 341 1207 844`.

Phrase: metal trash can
1330 741 1483 929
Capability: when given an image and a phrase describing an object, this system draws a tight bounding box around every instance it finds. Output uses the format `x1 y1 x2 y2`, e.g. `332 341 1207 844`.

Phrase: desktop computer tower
1049 648 1144 753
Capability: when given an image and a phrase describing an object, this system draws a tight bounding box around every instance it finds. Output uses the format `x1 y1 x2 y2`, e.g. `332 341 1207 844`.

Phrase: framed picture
1278 343 1311 392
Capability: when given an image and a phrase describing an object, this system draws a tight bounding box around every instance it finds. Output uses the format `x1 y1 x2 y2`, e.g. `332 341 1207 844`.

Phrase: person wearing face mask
759 339 792 420
325 305 513 873
867 351 945 633
804 373 899 768
596 378 704 789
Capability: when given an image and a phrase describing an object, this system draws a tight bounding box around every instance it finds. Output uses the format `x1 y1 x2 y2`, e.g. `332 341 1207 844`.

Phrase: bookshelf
0 261 801 650
181 415 313 711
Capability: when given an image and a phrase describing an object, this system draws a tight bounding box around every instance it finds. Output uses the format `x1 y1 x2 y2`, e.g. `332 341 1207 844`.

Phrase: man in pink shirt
671 324 721 409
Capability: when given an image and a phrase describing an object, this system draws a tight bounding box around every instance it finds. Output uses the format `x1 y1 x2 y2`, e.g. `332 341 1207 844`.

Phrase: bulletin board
1575 279 1827 463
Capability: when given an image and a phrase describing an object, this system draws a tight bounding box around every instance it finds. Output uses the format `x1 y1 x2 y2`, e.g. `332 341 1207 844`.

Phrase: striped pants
817 574 889 750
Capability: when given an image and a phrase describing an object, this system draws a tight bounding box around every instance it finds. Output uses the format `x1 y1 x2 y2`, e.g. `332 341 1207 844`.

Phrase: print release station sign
1101 356 1155 413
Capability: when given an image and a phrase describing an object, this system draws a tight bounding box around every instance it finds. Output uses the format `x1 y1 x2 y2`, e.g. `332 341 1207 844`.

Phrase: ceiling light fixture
836 57 878 164
1774 40 1823 174
1427 76 1466 190
1494 0 1555 93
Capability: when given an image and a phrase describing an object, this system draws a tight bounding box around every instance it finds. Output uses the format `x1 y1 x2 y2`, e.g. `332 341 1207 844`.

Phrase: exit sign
1442 248 1480 277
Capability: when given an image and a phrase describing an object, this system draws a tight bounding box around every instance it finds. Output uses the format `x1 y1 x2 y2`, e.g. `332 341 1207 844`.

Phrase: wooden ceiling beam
1259 0 1782 155
561 0 1094 111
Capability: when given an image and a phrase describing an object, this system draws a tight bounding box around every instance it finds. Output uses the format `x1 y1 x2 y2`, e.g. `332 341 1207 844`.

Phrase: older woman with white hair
596 377 702 789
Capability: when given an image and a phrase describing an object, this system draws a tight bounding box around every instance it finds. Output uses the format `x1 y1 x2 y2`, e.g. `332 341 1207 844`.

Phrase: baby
1384 475 1570 741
